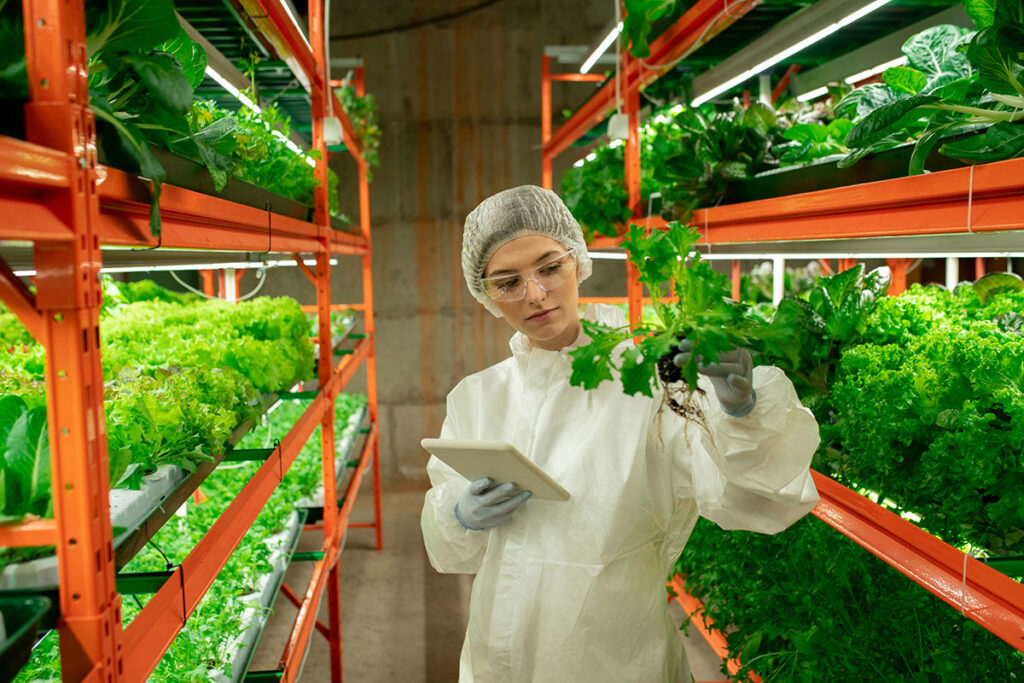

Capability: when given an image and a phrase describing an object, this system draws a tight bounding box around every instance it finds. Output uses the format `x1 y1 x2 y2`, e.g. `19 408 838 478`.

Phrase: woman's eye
540 264 562 275
498 277 520 290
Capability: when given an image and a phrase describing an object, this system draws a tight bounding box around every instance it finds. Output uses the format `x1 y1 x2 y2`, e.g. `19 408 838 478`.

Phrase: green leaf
884 65 928 94
86 0 180 57
783 123 829 145
5 407 49 512
936 75 983 104
158 29 208 91
846 94 940 148
966 28 1024 95
91 98 165 237
909 126 952 175
125 53 192 116
940 121 1024 162
901 25 974 81
0 394 27 447
966 0 997 28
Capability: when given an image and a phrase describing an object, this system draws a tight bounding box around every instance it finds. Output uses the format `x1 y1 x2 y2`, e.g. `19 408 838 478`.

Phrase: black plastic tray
0 596 52 683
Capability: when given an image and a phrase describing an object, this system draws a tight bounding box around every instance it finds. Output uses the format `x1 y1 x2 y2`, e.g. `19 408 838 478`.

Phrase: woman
421 185 819 682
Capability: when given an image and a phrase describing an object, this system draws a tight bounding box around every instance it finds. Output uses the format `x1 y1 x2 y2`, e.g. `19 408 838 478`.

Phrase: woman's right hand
455 477 531 530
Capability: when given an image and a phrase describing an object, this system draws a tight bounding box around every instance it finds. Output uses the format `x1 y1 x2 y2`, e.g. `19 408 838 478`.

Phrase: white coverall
421 304 820 682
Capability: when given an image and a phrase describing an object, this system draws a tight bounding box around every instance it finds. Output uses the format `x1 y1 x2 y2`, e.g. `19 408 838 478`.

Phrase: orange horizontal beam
579 296 653 305
590 158 1024 245
0 518 57 547
95 166 367 254
670 574 762 680
544 0 760 158
121 339 371 678
810 471 1024 653
691 157 1024 243
551 73 606 82
0 135 70 190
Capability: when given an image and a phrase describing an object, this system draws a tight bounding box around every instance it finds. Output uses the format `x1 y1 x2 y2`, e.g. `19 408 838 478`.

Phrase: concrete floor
251 478 728 682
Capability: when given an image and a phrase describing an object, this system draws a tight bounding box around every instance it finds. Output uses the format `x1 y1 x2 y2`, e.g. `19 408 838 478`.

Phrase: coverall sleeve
674 365 820 534
420 414 489 574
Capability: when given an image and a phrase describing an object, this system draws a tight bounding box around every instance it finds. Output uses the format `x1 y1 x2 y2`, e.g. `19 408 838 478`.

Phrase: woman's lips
527 308 556 322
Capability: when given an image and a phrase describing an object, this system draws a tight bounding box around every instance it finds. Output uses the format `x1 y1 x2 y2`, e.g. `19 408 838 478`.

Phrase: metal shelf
542 2 1024 663
0 1 381 681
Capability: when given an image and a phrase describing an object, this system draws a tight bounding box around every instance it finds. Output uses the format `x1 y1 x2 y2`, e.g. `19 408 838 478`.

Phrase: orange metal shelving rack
542 3 1024 675
0 1 380 681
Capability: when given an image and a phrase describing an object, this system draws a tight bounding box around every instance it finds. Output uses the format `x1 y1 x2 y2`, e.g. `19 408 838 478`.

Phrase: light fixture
205 65 261 113
580 21 623 74
796 86 829 102
797 55 910 102
844 55 908 84
690 0 895 106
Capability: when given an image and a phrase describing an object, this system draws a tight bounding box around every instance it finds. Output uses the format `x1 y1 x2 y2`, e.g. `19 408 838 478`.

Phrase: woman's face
484 235 581 351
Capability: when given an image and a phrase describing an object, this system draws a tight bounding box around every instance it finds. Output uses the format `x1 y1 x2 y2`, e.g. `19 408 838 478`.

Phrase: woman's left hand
672 340 756 416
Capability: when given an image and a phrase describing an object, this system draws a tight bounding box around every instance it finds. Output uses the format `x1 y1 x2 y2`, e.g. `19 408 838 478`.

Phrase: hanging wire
168 267 269 301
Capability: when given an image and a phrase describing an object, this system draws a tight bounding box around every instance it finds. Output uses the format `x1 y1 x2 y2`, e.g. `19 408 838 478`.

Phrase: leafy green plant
561 145 635 239
623 0 693 59
841 2 1024 174
12 393 368 683
653 104 780 222
86 0 236 235
192 99 342 219
569 223 791 423
0 395 50 521
676 516 1024 681
336 84 382 178
773 118 853 165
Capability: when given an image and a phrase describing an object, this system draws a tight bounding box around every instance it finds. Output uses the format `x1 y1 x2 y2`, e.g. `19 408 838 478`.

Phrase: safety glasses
481 249 577 302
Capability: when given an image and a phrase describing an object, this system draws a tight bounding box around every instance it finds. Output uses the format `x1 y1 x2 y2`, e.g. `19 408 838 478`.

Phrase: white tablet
420 438 571 501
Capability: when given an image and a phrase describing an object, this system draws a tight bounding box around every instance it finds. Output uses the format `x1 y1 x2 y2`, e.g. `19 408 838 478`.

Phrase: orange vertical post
310 3 342 681
975 256 985 279
838 258 857 272
731 259 741 300
623 53 643 330
23 0 122 680
355 65 383 553
541 54 553 190
200 269 215 296
886 258 914 296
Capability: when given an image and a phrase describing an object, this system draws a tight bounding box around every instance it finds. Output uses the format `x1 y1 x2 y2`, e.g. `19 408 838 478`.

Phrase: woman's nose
523 277 547 303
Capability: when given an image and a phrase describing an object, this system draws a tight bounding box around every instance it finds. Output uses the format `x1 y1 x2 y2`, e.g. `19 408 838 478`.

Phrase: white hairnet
462 185 593 317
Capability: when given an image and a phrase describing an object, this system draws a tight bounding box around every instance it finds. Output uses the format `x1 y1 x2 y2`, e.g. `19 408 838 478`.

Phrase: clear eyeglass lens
483 251 575 302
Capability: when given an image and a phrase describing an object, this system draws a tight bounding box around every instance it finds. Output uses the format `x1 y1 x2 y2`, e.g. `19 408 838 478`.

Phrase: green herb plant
841 0 1024 174
569 222 781 423
336 84 382 178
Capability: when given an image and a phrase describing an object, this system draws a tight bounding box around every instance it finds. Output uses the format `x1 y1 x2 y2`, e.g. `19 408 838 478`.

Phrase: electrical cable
168 267 268 301
331 0 503 40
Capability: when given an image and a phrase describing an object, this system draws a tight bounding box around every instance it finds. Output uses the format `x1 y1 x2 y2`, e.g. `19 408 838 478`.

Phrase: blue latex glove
672 339 756 417
455 477 531 531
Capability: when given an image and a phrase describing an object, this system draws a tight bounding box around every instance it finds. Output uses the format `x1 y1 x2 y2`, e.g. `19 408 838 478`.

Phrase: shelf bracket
0 256 45 344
